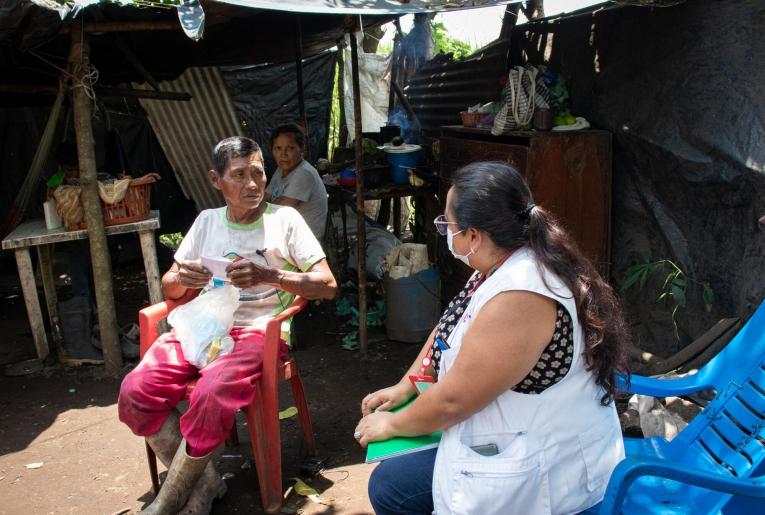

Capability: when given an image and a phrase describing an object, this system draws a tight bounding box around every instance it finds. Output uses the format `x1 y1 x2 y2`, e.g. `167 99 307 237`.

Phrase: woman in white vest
355 161 629 515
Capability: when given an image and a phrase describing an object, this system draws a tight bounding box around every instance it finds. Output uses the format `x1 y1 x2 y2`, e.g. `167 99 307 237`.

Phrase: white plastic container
43 199 62 230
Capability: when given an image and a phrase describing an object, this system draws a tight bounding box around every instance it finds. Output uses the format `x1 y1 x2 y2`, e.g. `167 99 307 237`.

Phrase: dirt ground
0 248 416 515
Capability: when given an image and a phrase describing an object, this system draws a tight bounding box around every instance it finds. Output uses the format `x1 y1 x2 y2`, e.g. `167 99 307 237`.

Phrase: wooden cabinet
437 126 612 303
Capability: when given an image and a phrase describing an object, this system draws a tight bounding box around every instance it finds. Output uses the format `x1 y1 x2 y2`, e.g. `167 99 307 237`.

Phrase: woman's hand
177 261 212 289
354 411 396 448
226 259 280 289
361 382 413 416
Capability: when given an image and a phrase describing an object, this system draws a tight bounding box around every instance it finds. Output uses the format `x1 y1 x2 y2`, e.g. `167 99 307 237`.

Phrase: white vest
432 248 624 515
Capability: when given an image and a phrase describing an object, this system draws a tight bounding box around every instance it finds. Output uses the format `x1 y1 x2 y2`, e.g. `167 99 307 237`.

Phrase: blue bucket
384 145 421 184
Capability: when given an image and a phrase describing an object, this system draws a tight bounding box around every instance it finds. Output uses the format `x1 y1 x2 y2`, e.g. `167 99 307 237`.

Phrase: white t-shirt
265 160 328 240
174 203 325 327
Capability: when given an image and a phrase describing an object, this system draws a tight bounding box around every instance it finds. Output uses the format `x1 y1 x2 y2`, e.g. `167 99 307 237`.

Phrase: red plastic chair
138 290 315 514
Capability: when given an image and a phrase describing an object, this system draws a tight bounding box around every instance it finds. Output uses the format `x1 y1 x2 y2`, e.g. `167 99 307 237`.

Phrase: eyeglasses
433 214 459 236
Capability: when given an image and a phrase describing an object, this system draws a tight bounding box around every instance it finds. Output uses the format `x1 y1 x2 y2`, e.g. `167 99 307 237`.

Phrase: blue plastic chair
593 300 765 514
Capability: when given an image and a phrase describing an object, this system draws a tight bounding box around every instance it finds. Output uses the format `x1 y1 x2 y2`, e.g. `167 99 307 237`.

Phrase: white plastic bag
167 284 240 368
383 243 430 278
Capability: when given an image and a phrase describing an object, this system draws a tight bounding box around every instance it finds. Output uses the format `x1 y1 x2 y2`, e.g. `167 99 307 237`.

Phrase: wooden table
1 211 163 360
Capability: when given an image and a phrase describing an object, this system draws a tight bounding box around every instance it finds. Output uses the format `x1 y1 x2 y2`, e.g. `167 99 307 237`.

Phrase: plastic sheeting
343 33 390 136
522 0 765 354
1 3 394 86
32 0 516 17
216 0 515 15
0 0 61 50
221 51 336 173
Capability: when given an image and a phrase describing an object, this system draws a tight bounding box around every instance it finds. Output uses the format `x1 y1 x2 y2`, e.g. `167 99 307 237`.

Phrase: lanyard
424 248 519 372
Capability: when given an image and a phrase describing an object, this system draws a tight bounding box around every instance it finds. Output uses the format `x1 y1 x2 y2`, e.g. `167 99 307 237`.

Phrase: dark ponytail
451 162 630 405
526 205 630 405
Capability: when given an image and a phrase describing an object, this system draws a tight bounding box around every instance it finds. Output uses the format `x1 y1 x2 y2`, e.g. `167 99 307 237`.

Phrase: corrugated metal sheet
138 67 243 211
405 39 511 135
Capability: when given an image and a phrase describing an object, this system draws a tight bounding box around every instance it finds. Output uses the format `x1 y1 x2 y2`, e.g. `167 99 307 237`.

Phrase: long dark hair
450 161 629 405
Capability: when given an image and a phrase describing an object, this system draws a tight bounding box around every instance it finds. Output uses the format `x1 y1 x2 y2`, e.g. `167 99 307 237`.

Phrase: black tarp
517 0 765 354
0 0 389 90
221 50 336 175
0 49 337 238
408 0 765 355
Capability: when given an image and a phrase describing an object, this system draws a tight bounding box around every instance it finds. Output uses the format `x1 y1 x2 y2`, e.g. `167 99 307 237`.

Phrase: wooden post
69 22 123 373
60 20 180 34
0 84 191 101
138 230 163 306
500 3 521 39
138 229 166 333
295 16 308 145
348 19 368 357
37 245 58 323
14 249 49 360
523 0 545 20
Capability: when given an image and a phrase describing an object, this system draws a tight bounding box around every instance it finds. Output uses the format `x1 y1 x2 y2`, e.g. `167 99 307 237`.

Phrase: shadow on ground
0 258 417 514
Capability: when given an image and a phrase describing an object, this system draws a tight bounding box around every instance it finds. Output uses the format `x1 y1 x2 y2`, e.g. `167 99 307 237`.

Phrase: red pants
118 327 287 457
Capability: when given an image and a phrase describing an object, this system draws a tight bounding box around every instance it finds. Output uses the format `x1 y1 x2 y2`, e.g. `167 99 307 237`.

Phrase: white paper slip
201 256 232 281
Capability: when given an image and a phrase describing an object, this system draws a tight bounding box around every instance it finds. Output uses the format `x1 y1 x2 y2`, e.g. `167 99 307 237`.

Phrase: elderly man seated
118 136 337 514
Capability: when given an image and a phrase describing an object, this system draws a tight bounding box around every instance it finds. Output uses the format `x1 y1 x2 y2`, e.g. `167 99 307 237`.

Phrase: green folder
365 399 442 464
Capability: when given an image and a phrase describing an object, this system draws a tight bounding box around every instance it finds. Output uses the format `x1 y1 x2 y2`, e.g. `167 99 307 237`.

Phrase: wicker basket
460 111 483 128
102 174 159 226
70 173 160 229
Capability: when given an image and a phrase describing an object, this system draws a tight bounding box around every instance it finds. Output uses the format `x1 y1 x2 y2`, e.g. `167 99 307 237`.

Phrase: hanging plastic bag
168 284 240 368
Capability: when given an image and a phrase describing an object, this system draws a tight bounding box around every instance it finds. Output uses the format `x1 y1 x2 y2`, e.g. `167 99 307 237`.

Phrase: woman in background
265 123 328 242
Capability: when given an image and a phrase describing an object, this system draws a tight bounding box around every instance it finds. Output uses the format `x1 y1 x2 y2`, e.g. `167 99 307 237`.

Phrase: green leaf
621 268 644 291
671 284 686 308
623 263 647 276
279 406 298 420
673 273 687 288
661 271 677 292
671 304 681 341
703 284 715 312
639 268 650 289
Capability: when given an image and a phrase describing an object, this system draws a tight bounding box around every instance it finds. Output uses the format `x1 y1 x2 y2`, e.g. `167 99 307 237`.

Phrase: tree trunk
524 0 545 20
500 4 522 39
69 23 123 374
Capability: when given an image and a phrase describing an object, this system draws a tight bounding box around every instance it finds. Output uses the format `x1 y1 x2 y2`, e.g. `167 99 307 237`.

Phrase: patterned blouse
430 274 575 394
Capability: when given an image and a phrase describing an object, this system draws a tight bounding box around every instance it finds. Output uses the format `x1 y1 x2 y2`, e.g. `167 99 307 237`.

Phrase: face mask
447 227 475 266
